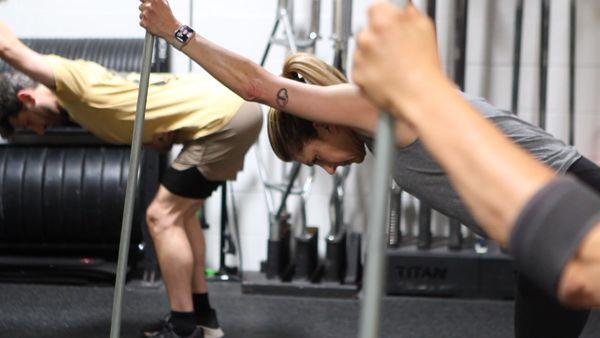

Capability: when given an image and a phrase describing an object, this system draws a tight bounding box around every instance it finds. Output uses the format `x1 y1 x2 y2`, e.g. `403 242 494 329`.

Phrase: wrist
170 23 195 50
159 19 181 44
389 73 455 125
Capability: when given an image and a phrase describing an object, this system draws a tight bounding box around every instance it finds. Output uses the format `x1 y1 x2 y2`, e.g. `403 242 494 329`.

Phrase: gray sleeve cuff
508 176 600 296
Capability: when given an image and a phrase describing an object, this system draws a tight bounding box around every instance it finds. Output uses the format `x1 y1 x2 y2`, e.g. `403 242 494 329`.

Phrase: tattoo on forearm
276 88 288 108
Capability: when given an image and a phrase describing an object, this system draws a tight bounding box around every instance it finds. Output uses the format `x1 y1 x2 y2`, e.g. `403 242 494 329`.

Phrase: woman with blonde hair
266 52 368 172
140 1 598 337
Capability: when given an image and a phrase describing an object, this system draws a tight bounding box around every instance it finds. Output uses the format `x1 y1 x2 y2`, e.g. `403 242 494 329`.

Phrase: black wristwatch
172 24 195 50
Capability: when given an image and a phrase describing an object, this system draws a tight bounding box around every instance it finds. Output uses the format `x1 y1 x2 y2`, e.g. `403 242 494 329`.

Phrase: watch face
176 25 194 43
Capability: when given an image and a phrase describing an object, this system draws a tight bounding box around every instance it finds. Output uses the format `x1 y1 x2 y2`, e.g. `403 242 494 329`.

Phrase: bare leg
183 204 208 294
147 185 203 312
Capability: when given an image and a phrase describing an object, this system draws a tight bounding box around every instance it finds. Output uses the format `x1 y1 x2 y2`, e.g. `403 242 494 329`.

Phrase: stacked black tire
0 38 168 265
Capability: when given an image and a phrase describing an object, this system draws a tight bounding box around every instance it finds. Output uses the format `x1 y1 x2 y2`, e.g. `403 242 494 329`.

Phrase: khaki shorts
170 102 263 181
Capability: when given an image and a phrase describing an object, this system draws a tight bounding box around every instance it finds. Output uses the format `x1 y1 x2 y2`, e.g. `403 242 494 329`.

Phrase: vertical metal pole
417 201 432 249
358 105 394 338
260 18 282 66
511 0 523 114
427 0 436 21
188 0 194 72
109 32 155 338
281 9 299 53
358 1 406 337
539 0 550 129
453 0 468 91
219 183 228 274
387 181 402 248
448 0 468 251
332 0 353 74
568 0 576 145
417 0 436 252
309 0 321 40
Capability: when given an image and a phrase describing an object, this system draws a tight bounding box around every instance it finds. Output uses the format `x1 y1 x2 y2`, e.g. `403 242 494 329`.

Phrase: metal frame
260 0 321 65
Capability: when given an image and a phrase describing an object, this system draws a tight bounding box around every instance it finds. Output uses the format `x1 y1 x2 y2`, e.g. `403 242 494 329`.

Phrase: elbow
557 261 600 308
241 78 260 103
240 61 269 104
0 44 10 58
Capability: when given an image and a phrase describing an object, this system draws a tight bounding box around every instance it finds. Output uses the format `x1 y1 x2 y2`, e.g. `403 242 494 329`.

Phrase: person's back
381 94 580 234
45 55 244 144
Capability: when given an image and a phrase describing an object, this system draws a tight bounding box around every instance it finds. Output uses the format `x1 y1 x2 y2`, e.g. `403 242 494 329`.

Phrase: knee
146 201 179 237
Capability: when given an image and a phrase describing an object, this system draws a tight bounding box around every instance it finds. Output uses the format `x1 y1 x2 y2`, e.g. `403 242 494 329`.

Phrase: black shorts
566 156 600 194
161 166 223 200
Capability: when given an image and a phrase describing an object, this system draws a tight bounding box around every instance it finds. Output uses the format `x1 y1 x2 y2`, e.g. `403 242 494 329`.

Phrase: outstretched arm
352 2 600 308
0 21 55 88
138 0 377 134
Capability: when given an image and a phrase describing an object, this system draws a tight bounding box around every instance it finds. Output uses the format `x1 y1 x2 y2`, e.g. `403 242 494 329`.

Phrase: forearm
0 21 21 56
0 21 54 88
180 34 268 103
180 35 378 127
181 33 378 130
392 75 555 244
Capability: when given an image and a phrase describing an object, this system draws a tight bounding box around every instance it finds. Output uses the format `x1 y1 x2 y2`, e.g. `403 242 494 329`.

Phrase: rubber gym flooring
1 281 599 338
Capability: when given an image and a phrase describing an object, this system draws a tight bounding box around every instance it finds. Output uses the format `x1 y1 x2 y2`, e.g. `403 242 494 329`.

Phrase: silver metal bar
511 0 523 114
388 180 402 248
278 0 294 26
358 1 406 336
539 0 550 129
281 9 298 53
568 0 576 145
260 18 282 66
358 111 394 338
332 0 353 73
328 166 350 239
254 145 276 213
332 0 353 44
110 32 154 338
448 0 468 250
298 167 315 234
309 0 321 40
188 0 194 72
228 182 243 278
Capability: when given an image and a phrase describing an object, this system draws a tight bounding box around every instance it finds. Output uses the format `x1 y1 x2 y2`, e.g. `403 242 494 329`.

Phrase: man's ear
16 90 35 109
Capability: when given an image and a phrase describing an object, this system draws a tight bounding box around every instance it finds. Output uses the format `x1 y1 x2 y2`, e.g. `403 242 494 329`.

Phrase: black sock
192 293 211 318
170 311 196 336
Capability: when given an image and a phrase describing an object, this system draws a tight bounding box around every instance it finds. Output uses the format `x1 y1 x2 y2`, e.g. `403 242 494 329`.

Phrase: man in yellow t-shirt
0 21 261 338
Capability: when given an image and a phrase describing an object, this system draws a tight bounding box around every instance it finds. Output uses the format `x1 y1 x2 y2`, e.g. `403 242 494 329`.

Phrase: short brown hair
267 53 347 162
0 72 38 139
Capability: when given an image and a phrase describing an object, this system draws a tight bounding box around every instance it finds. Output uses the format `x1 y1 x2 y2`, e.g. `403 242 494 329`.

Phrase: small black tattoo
276 88 289 108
